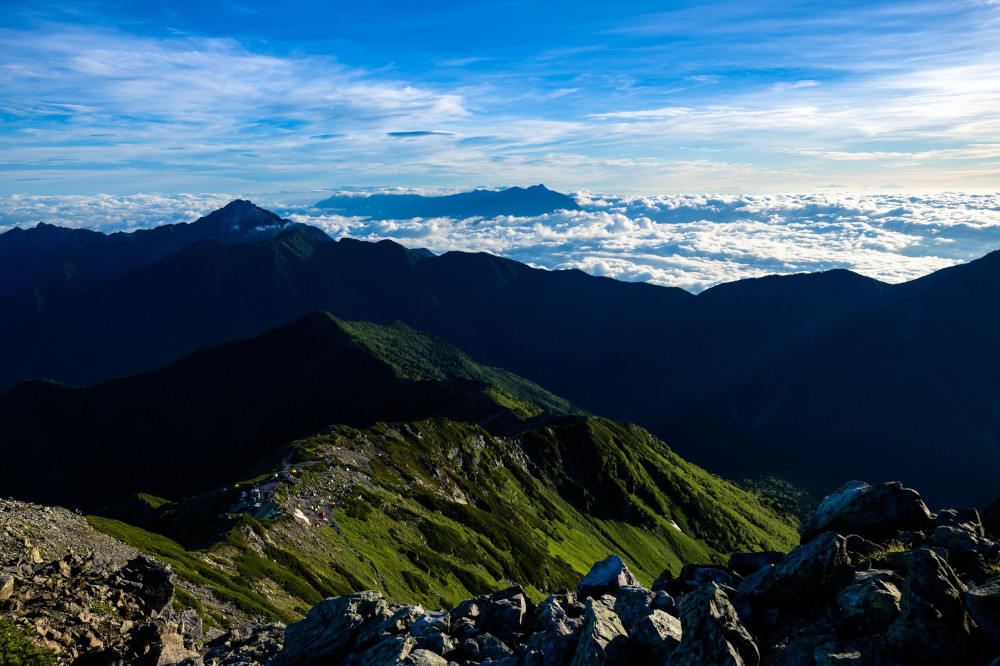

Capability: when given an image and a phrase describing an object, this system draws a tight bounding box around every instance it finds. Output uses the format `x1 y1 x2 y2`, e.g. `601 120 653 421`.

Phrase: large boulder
628 609 681 663
274 591 390 665
576 555 640 600
673 583 759 666
964 577 1000 646
883 548 974 664
835 569 903 634
799 481 934 545
982 496 1000 540
611 585 653 629
570 597 628 666
739 532 850 605
451 585 533 641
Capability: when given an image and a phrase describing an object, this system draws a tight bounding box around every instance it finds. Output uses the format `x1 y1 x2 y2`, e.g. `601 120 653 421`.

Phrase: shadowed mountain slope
0 312 575 510
0 200 329 320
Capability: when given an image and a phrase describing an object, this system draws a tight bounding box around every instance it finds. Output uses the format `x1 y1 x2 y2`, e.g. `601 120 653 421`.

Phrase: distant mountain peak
315 184 580 220
198 199 289 232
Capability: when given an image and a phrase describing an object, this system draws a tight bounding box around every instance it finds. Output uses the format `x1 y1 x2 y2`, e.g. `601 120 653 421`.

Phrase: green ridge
91 416 798 628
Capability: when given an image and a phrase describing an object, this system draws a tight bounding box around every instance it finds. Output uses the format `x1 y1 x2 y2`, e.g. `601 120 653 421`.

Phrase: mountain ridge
315 184 581 219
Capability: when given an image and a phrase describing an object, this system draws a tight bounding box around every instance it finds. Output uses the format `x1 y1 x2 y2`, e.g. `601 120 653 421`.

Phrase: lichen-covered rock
628 609 680 662
576 555 639 600
611 585 653 629
673 582 759 666
201 621 285 665
884 548 974 664
738 532 850 605
451 585 533 641
964 577 1000 646
570 597 627 666
799 481 934 545
400 648 449 666
275 591 390 666
936 508 984 536
349 634 416 666
835 569 902 634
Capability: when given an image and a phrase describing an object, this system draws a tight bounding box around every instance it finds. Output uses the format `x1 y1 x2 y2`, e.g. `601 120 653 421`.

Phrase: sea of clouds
3 190 1000 293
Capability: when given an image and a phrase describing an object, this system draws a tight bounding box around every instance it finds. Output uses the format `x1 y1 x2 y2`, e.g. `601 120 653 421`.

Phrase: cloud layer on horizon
4 191 1000 293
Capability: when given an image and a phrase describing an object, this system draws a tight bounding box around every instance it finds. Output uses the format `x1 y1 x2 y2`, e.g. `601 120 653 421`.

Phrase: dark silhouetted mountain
0 223 105 296
0 312 576 510
0 227 688 397
0 199 330 320
315 184 580 219
5 200 1000 508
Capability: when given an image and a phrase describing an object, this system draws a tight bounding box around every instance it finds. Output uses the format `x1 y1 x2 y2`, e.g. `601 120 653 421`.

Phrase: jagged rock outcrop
0 499 209 665
798 480 935 544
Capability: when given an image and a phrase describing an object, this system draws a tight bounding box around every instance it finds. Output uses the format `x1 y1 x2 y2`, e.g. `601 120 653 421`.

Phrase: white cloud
6 191 1000 292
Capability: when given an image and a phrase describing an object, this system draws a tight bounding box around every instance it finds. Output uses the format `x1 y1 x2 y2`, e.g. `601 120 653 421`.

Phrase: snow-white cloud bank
4 191 1000 293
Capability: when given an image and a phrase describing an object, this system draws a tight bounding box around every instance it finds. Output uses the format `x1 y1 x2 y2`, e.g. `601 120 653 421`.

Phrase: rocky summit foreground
4 480 1000 664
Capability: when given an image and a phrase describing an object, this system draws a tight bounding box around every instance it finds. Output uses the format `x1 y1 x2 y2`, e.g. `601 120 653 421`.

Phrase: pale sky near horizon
3 0 1000 195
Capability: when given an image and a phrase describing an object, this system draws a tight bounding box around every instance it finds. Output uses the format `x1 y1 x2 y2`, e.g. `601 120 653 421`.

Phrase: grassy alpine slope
90 415 799 630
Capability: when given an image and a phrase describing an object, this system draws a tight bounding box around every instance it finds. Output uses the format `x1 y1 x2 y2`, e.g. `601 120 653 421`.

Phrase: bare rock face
673 582 759 666
273 591 391 666
884 548 975 664
570 597 627 666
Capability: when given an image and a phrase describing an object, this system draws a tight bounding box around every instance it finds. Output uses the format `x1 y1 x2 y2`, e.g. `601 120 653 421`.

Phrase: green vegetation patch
0 618 59 666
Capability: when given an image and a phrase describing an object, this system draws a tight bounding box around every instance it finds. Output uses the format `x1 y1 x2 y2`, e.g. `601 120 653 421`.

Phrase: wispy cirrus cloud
2 0 1000 194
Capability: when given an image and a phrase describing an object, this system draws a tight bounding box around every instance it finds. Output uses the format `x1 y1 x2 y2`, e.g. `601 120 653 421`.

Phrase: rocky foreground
4 481 1000 664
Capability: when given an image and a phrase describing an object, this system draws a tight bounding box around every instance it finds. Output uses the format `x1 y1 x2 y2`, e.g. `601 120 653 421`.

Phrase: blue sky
2 0 1000 194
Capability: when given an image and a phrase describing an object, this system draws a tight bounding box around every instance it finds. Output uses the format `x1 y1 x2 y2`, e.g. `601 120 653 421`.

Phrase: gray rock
738 532 850 605
884 548 974 664
576 554 639 600
468 632 514 661
930 525 997 557
570 597 627 666
357 604 424 648
728 551 784 578
676 563 739 594
275 591 390 665
611 585 653 629
628 609 680 662
812 638 886 665
964 576 1000 645
400 648 449 666
0 575 13 601
415 630 459 657
526 628 580 666
798 481 934 545
936 508 984 536
451 586 532 641
353 634 416 665
409 610 450 637
983 497 1000 540
650 590 675 616
835 569 902 633
673 582 759 666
